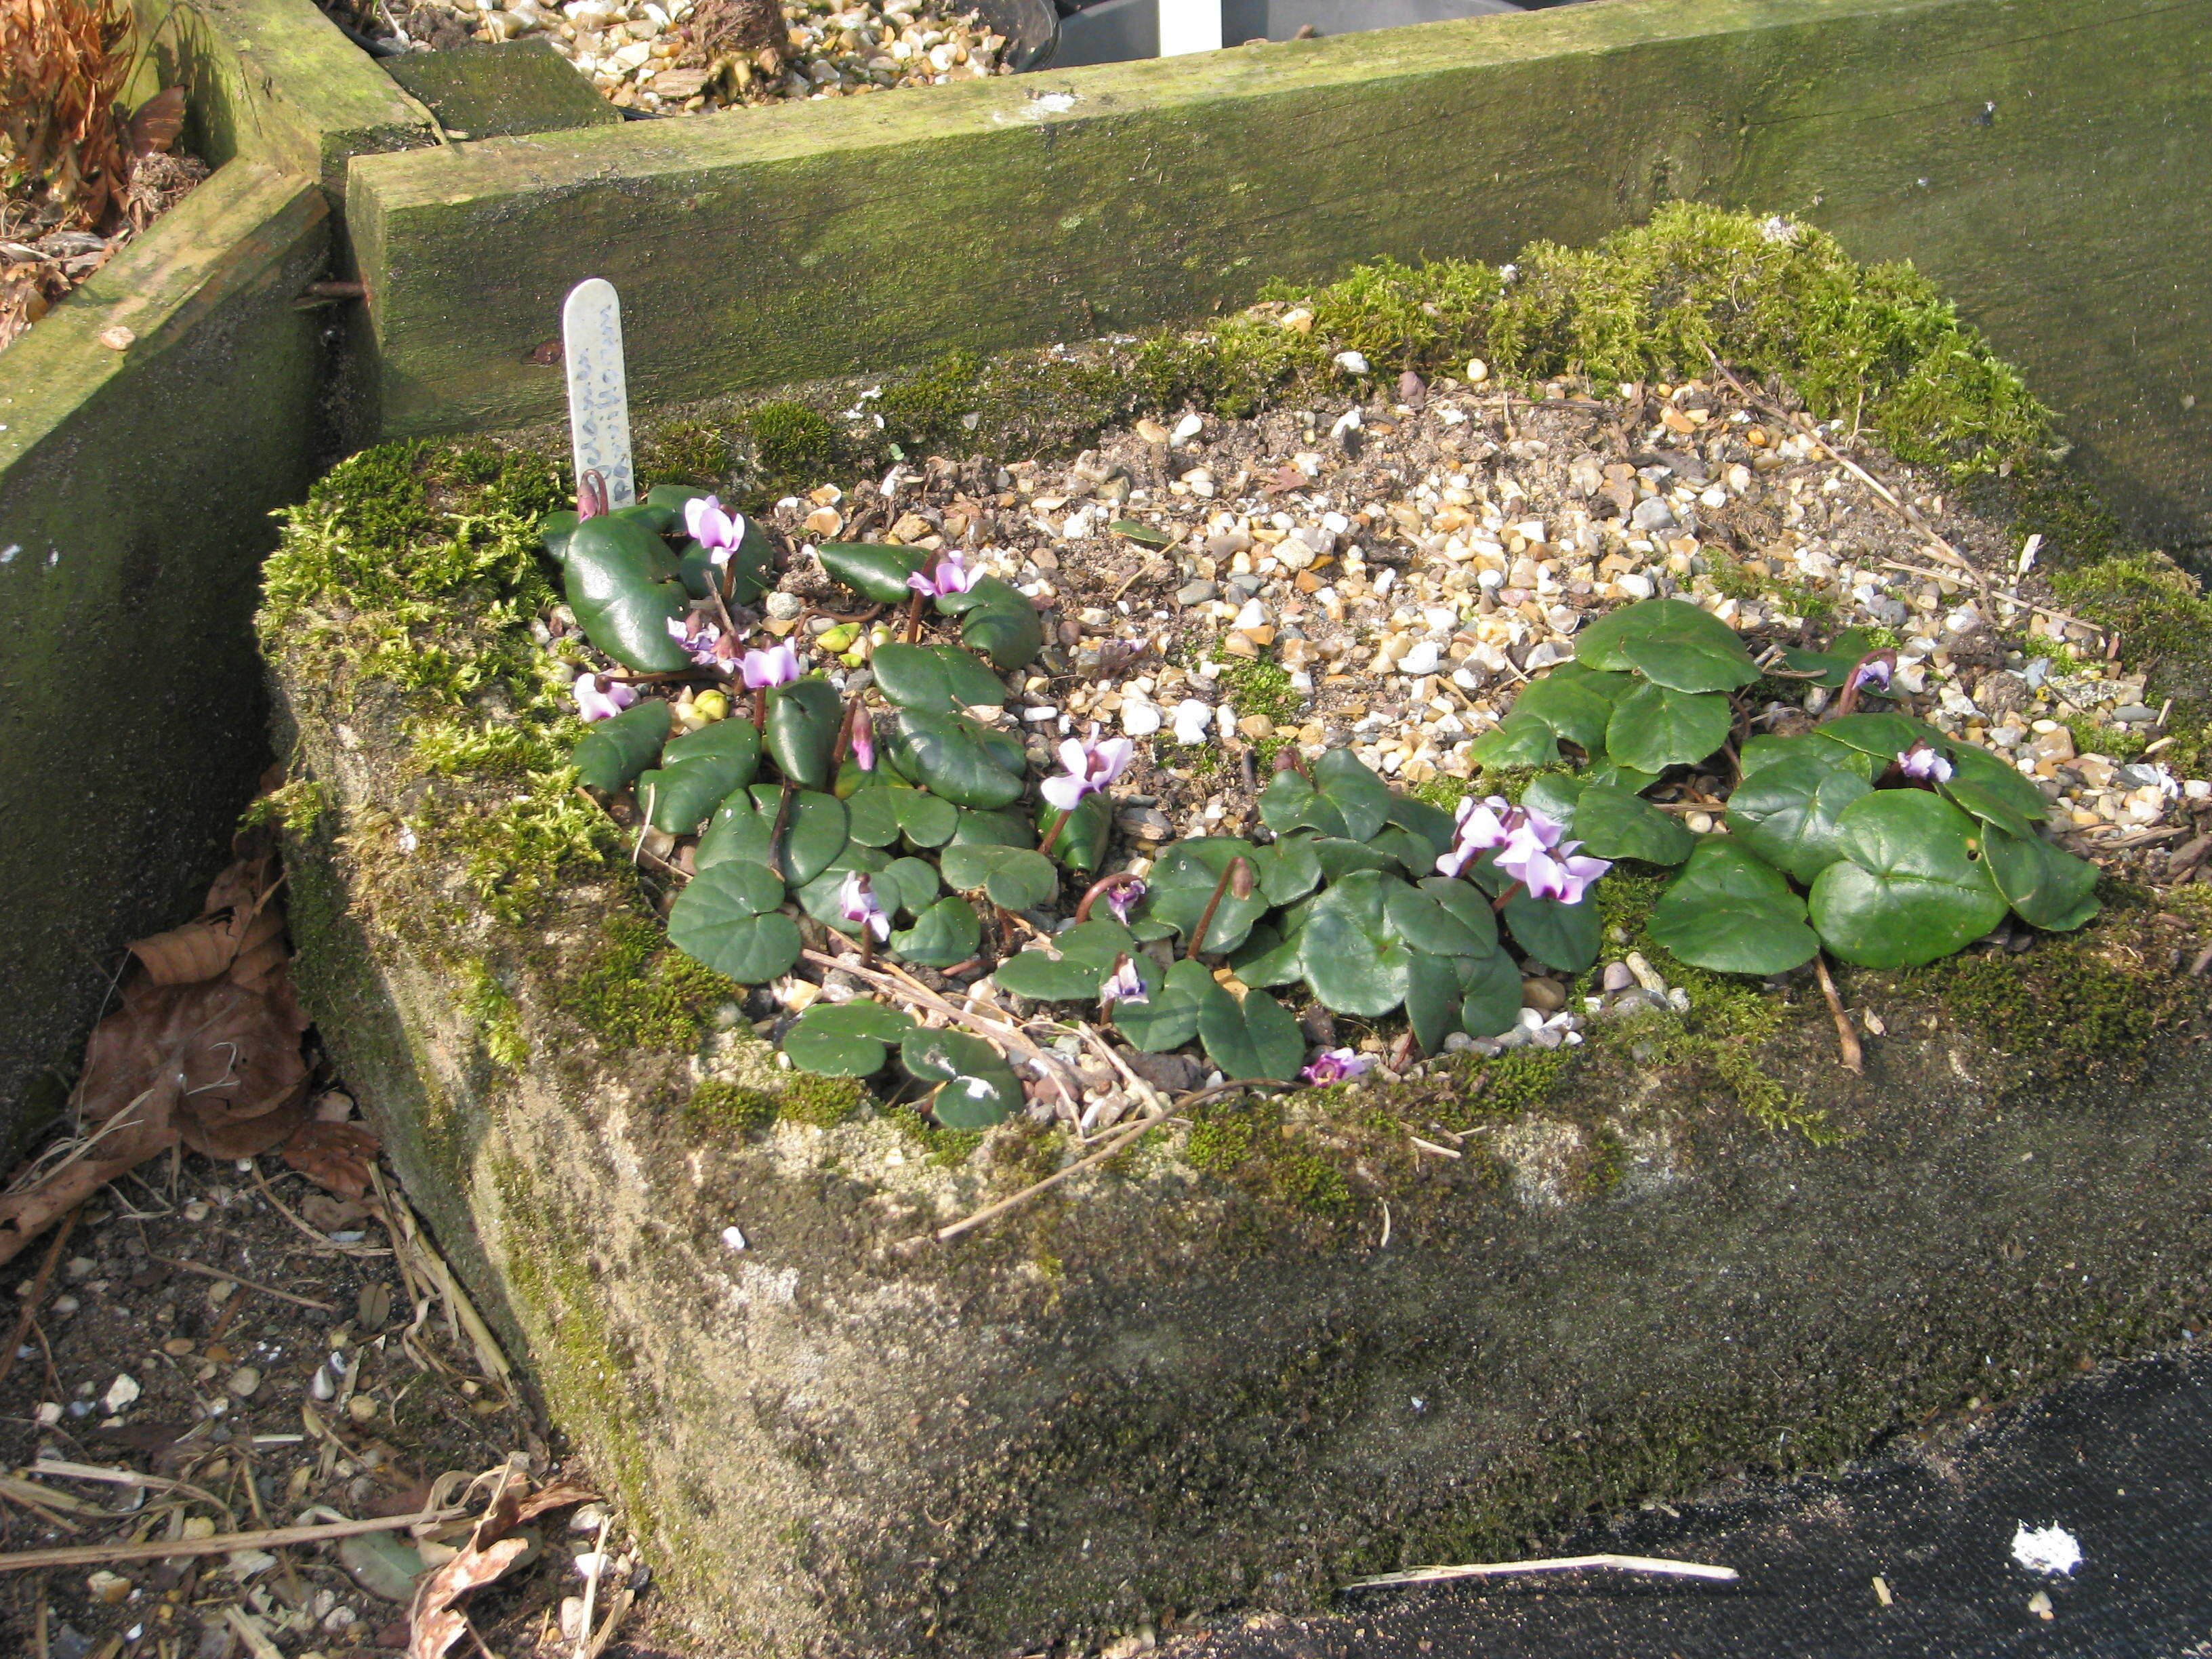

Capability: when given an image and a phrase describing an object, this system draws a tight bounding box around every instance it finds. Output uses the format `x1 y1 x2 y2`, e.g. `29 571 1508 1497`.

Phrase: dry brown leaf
127 87 184 155
512 1479 599 1525
407 1535 530 1659
281 1121 381 1200
128 917 243 985
300 1193 370 1233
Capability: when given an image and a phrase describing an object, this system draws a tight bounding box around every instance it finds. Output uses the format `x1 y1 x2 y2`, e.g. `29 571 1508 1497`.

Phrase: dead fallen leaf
407 1534 529 1659
300 1193 371 1233
127 86 184 155
282 1121 381 1200
513 1479 600 1525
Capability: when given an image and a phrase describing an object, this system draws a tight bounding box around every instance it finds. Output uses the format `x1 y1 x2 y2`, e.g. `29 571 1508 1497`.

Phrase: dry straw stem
1343 1552 1740 1591
0 1506 464 1574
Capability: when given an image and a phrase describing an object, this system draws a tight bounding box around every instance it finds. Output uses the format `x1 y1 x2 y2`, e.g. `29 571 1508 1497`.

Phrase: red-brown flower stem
903 590 927 644
1075 872 1145 924
1186 857 1253 961
830 693 862 772
705 578 743 647
1813 952 1864 1075
1829 649 1897 720
1037 806 1073 860
1490 879 1525 913
766 780 796 882
751 687 767 731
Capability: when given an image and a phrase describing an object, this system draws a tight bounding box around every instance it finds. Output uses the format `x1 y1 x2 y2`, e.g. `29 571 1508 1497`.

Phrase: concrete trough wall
0 0 431 1155
348 0 2212 552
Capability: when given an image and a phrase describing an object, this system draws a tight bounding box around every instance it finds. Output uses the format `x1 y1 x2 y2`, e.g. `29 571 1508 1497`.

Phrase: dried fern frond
1 0 136 231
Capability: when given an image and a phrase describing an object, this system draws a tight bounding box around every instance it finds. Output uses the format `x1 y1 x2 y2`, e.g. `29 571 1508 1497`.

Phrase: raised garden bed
262 209 2212 1653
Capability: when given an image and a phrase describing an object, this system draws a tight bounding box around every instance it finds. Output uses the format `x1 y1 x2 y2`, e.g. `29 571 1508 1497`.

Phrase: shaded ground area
1174 1344 2212 1659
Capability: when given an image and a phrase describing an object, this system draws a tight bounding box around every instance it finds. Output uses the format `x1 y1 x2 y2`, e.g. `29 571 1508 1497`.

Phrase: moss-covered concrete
345 0 2212 553
258 400 2212 1652
384 39 626 142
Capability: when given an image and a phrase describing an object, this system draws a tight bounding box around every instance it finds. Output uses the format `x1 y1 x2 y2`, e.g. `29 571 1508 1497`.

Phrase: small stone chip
98 325 136 350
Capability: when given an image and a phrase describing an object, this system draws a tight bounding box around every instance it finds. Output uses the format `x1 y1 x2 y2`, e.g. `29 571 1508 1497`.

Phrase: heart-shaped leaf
695 785 848 886
1604 680 1733 773
1383 796 1460 863
1576 596 1759 692
1309 838 1397 882
1037 792 1112 874
1587 760 1662 794
1741 732 1876 783
1257 749 1392 842
1808 790 2008 968
638 718 761 834
1191 977 1307 1082
1458 948 1525 1038
1386 883 1496 958
1365 826 1437 876
571 699 671 793
1250 836 1324 905
783 1000 915 1076
563 515 691 672
939 844 1060 911
951 807 1038 849
875 856 942 919
1467 712 1561 769
890 895 982 967
891 712 1027 809
763 678 844 790
1403 951 1466 1054
1816 712 1948 762
936 577 1044 670
1984 827 2100 933
1302 870 1414 1016
1570 783 1696 865
1724 750 1872 884
1509 675 1616 755
1501 886 1603 974
901 1029 1021 1128
818 542 926 605
869 642 1008 714
1139 839 1268 955
1650 841 1820 975
666 861 802 983
1229 920 1308 988
794 844 888 928
995 949 1107 1002
1519 772 1587 830
1112 956 1211 1052
1778 628 1879 689
1939 742 2049 839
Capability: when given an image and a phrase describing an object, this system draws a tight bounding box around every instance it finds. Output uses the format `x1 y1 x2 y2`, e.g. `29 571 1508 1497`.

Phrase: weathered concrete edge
0 165 330 1154
268 676 2212 1656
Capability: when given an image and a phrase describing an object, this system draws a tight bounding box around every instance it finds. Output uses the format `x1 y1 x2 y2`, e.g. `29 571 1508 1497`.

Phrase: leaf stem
1037 804 1073 859
1187 857 1252 960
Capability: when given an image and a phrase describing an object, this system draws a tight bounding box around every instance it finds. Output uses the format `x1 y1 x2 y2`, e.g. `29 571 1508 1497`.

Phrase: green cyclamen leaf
665 861 802 984
938 843 1060 911
1192 979 1307 1082
891 712 1027 810
1603 680 1733 773
782 999 915 1077
869 642 1007 714
1137 838 1268 955
1466 712 1561 770
1509 676 1616 756
1111 957 1210 1053
1576 597 1759 691
562 515 691 672
1723 750 1872 884
1501 886 1603 975
890 895 982 966
901 1029 1021 1128
1982 827 2101 934
1939 742 2050 840
571 699 671 793
817 542 926 605
1807 790 2008 968
1569 783 1696 866
764 678 844 790
1301 870 1414 1016
1648 841 1820 975
638 718 762 834
695 785 848 886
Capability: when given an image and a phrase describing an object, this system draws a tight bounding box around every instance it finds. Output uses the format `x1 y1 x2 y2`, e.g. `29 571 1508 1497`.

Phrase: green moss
548 912 741 1052
682 1078 779 1136
240 776 328 836
1433 1047 1575 1129
778 1071 866 1129
635 420 730 488
746 401 839 486
1213 655 1303 726
459 961 530 1071
1186 1099 1353 1216
426 777 615 930
2052 553 2212 775
1907 915 2188 1071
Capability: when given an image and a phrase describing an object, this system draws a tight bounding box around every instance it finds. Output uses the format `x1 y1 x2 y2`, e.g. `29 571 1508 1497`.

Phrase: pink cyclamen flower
1434 795 1519 879
1849 657 1893 692
851 716 876 773
1495 836 1612 905
1105 878 1145 925
1100 954 1149 1007
1301 1048 1374 1086
906 552 983 598
683 495 746 565
573 673 637 723
1897 742 1954 783
740 642 802 690
838 872 890 942
1041 723 1135 813
666 614 726 668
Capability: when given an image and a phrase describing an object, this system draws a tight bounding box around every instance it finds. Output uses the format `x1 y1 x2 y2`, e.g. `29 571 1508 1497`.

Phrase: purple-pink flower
851 714 876 773
906 552 983 598
683 495 746 566
1897 742 1954 783
1435 796 1610 905
1042 723 1134 813
1435 795 1517 879
1301 1048 1373 1086
1105 878 1145 925
740 642 802 690
1849 658 1893 692
838 872 890 942
573 673 637 723
1100 954 1148 1007
666 613 729 669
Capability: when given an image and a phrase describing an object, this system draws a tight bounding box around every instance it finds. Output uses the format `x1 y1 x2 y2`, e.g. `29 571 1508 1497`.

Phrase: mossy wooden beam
348 0 2212 548
136 0 436 195
0 163 330 1155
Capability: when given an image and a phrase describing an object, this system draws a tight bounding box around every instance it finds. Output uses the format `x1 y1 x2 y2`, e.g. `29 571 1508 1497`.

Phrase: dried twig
148 1253 337 1312
250 1164 390 1258
0 1205 77 1394
1343 1551 1740 1591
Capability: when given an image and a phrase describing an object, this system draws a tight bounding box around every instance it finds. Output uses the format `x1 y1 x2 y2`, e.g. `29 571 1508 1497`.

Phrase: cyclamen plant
544 469 2100 1132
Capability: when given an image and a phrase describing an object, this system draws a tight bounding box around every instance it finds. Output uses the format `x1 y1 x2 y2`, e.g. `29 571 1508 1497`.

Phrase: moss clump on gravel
545 914 742 1054
682 1078 780 1136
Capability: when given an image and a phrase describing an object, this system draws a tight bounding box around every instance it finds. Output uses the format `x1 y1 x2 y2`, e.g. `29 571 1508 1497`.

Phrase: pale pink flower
573 673 637 723
1042 724 1134 812
1300 1048 1374 1086
739 642 802 690
838 872 890 942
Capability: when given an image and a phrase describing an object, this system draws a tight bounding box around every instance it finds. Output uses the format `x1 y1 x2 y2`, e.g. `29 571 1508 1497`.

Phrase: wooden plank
348 0 2212 548
384 39 624 140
